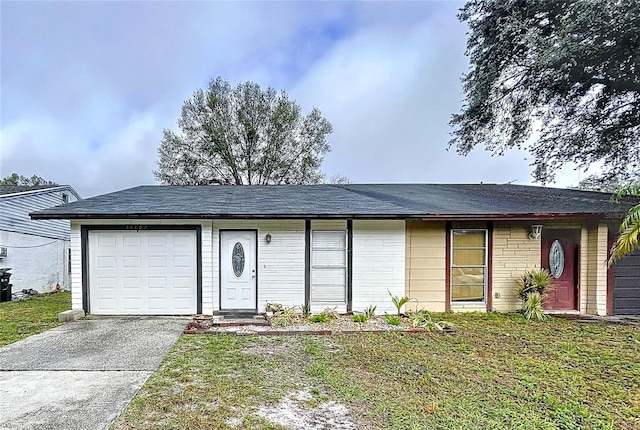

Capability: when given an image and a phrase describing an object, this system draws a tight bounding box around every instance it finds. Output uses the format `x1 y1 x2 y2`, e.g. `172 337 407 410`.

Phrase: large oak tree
155 77 333 185
451 0 640 183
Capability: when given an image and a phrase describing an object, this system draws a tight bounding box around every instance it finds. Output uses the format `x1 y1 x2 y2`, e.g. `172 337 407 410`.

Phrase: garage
613 250 640 315
88 229 198 315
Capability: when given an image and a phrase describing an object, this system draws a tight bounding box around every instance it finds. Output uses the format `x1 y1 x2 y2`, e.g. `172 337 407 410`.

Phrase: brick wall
491 222 541 311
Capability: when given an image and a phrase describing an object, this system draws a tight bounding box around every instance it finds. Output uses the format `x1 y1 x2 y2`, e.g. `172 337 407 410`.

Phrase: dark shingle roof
29 184 633 220
0 185 62 197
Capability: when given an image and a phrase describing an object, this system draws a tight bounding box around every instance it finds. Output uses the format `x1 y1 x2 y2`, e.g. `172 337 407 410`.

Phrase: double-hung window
311 230 347 305
451 229 487 303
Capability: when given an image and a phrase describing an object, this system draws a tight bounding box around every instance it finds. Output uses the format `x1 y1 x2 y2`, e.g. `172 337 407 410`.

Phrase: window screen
311 231 346 304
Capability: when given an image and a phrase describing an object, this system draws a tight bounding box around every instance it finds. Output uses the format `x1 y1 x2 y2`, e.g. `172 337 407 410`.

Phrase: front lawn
114 313 640 429
0 291 71 346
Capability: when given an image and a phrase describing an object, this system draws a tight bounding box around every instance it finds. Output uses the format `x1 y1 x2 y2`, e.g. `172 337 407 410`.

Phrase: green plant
382 314 402 326
516 269 553 301
309 307 339 323
270 306 298 327
309 314 328 323
408 309 454 332
301 303 311 318
320 307 339 320
363 305 377 318
388 290 413 315
522 292 548 322
351 314 368 323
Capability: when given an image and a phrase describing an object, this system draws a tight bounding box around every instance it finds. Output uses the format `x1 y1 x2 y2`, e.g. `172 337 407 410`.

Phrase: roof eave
30 212 623 221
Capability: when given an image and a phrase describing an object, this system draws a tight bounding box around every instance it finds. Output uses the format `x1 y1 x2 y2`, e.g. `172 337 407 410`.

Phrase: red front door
541 229 579 310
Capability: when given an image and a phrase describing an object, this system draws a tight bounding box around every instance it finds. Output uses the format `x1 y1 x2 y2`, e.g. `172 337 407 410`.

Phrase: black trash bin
0 268 12 302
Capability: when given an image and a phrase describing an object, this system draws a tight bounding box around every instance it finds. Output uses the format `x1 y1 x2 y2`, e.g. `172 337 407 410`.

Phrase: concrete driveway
0 317 188 430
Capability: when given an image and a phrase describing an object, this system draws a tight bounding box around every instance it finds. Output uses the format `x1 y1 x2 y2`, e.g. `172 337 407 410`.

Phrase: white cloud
0 1 582 198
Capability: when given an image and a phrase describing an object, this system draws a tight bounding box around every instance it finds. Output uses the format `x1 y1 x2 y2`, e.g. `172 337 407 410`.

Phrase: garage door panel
97 256 117 269
172 298 192 310
148 256 167 268
616 289 640 299
614 267 639 277
96 277 116 289
122 256 141 268
614 249 640 315
97 298 117 311
97 235 116 247
615 277 640 288
89 230 197 315
148 235 166 246
122 277 141 289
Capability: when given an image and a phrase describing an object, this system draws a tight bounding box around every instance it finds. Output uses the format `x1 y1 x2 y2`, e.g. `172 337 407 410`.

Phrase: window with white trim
311 230 346 304
451 229 487 303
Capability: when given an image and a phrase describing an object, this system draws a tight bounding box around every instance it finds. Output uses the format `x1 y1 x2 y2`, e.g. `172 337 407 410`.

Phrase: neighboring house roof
2 184 81 241
29 184 632 220
0 185 81 200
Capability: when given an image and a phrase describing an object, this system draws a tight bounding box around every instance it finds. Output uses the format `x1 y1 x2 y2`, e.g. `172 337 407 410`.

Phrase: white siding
70 222 82 310
1 187 78 240
71 219 214 314
212 220 305 312
72 218 407 315
352 220 405 314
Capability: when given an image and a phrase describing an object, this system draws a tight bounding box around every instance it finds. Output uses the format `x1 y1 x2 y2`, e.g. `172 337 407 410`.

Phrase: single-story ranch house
30 184 639 317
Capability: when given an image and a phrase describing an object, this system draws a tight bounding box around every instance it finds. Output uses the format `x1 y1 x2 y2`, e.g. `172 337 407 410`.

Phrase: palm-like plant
610 183 640 263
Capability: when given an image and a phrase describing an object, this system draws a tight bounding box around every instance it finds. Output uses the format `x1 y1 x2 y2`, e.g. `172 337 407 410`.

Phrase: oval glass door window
232 242 245 277
549 240 565 278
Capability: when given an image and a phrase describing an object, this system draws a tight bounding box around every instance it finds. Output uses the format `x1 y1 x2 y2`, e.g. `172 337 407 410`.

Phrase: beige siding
581 223 609 315
492 222 541 311
405 221 446 312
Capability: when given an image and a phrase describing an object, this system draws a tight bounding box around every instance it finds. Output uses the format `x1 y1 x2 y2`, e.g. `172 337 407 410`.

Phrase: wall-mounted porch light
529 224 543 240
265 233 272 244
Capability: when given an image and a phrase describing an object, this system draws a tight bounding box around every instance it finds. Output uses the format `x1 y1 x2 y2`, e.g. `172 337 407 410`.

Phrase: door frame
81 224 203 315
218 229 258 312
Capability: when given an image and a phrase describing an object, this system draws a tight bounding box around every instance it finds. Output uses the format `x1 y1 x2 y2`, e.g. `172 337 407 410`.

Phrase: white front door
220 230 256 310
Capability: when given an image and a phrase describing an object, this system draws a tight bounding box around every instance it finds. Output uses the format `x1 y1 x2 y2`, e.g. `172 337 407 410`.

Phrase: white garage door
89 230 197 315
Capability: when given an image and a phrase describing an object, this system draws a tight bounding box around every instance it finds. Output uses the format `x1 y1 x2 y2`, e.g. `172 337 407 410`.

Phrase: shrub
516 269 553 301
522 292 548 322
516 269 553 322
270 306 298 327
309 314 328 323
351 314 368 323
309 307 339 323
382 314 402 326
363 305 377 318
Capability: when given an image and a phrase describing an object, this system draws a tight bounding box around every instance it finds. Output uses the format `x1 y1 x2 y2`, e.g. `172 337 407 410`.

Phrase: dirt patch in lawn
254 388 357 430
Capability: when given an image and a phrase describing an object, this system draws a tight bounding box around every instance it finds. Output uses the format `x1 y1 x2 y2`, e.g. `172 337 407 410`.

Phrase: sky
1 1 585 198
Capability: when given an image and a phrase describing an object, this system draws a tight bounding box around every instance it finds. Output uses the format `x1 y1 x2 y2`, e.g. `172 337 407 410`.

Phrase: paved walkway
0 317 187 430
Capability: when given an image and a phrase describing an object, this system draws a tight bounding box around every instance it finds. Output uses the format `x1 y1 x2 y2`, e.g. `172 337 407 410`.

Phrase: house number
124 225 149 231
549 240 564 278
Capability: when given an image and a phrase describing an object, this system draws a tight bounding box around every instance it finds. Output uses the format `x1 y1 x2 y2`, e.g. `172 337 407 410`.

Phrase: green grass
0 291 71 346
113 313 640 429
